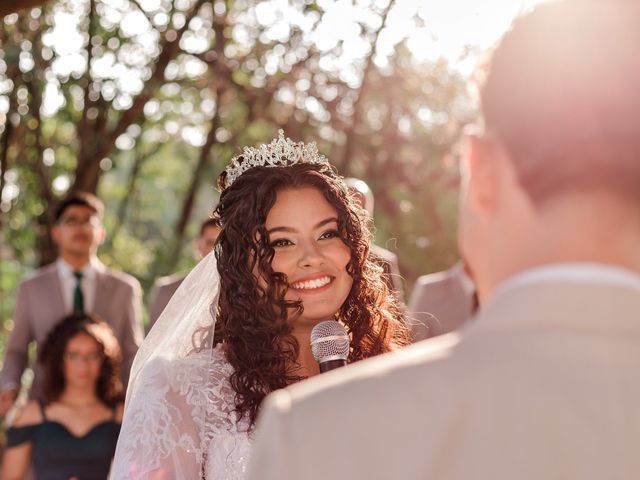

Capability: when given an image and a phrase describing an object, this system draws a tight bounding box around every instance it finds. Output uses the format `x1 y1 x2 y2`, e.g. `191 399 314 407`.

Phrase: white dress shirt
56 257 104 313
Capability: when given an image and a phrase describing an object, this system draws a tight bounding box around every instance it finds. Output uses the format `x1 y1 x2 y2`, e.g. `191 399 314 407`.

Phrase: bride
111 131 409 479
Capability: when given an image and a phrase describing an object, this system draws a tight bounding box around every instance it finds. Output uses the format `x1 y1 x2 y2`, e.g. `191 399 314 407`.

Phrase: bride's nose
297 241 324 268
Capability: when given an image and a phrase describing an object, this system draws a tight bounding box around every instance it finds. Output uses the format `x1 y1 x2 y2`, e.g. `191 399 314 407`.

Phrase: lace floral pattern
203 346 252 480
112 345 251 479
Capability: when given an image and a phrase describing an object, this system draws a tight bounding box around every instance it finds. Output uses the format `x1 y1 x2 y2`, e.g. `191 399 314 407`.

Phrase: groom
248 1 640 478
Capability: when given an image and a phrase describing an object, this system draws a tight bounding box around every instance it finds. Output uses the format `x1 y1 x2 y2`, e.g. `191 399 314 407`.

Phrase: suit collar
56 256 104 278
450 262 475 297
470 275 640 336
492 263 640 300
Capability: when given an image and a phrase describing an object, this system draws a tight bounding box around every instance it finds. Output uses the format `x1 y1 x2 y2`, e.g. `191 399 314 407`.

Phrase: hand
0 388 18 417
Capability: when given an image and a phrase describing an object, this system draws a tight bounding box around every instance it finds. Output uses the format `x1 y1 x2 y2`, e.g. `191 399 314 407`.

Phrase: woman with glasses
1 313 124 480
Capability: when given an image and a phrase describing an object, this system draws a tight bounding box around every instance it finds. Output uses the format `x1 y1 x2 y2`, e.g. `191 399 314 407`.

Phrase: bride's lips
288 274 335 294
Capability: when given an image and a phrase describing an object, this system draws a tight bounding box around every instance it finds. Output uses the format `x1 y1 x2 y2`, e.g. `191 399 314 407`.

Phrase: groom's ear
464 133 504 214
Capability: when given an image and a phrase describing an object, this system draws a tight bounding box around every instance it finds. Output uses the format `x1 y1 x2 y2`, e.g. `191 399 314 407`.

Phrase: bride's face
264 186 353 328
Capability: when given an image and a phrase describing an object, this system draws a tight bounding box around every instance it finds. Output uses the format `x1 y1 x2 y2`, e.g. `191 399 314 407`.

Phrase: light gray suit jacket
409 263 476 341
250 274 640 480
0 262 143 398
147 272 186 332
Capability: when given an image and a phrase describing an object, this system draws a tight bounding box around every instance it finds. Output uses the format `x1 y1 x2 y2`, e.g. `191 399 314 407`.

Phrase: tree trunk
105 142 162 249
71 0 209 194
0 0 49 16
338 0 395 172
164 2 229 271
165 99 222 272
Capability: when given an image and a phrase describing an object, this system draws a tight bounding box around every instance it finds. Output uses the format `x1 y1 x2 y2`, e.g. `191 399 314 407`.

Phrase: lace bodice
203 346 252 480
112 344 252 479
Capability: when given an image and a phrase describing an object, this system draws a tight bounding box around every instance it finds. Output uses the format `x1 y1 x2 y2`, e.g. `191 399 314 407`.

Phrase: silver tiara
223 130 330 189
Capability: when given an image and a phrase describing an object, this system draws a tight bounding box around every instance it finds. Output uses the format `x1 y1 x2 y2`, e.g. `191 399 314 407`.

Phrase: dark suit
0 262 143 398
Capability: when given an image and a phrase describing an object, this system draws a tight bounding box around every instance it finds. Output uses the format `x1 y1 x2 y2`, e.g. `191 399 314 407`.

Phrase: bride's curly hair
213 162 409 427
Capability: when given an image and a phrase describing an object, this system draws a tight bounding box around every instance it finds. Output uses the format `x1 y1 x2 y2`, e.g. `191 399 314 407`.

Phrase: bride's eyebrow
267 217 338 235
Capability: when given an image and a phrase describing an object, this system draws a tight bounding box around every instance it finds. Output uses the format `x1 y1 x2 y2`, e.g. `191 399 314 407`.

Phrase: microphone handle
319 359 347 373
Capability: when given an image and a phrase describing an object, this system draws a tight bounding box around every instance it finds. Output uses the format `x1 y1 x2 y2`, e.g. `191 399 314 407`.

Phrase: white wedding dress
113 345 252 479
202 346 252 479
112 253 252 479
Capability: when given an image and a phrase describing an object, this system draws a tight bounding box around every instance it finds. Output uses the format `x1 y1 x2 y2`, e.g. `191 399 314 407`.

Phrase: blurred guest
147 217 221 330
0 192 143 417
249 2 640 479
2 313 124 480
344 177 404 301
408 261 477 341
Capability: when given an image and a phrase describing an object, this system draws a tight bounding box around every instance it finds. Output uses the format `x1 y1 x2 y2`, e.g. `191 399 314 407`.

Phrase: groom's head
458 0 640 299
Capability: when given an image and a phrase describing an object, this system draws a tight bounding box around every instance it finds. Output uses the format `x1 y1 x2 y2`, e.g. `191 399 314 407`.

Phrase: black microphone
310 320 350 373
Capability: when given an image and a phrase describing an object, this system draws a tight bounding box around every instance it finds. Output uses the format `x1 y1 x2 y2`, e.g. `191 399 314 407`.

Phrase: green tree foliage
0 0 474 344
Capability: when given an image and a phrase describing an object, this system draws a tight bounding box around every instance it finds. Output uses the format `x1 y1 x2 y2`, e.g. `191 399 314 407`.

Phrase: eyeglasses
58 216 101 228
64 351 104 363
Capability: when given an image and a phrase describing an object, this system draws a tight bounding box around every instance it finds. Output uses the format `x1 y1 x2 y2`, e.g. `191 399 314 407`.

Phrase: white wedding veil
111 251 220 479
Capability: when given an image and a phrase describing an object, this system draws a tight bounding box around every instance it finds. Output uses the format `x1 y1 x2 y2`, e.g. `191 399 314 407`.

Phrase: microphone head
310 320 350 363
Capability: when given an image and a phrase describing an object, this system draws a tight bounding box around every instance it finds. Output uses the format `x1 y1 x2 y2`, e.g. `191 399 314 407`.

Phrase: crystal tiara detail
222 130 330 189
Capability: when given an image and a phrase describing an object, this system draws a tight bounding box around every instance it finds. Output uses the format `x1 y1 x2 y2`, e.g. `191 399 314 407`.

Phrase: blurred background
0 0 542 342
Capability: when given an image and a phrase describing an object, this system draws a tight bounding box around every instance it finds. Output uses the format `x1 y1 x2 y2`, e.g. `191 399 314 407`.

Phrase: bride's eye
270 238 294 248
319 229 340 240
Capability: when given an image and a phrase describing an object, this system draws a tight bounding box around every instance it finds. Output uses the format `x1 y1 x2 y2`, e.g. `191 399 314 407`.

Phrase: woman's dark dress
6 402 121 480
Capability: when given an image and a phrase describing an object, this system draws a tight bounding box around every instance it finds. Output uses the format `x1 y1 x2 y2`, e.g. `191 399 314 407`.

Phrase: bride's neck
292 327 320 378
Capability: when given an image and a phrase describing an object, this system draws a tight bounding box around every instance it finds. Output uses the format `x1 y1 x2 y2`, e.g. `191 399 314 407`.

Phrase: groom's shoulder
270 332 464 412
252 332 482 478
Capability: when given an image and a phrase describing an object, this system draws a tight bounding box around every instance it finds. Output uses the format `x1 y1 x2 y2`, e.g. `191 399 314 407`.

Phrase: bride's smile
266 186 353 327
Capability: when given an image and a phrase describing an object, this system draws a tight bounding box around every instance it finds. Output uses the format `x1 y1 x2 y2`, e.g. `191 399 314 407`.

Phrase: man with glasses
0 192 143 416
147 217 221 331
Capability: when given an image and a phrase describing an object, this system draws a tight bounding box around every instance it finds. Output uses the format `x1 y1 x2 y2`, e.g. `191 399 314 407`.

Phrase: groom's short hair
480 0 640 205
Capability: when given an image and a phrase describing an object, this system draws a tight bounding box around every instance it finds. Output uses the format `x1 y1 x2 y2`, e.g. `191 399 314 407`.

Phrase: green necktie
73 271 84 313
